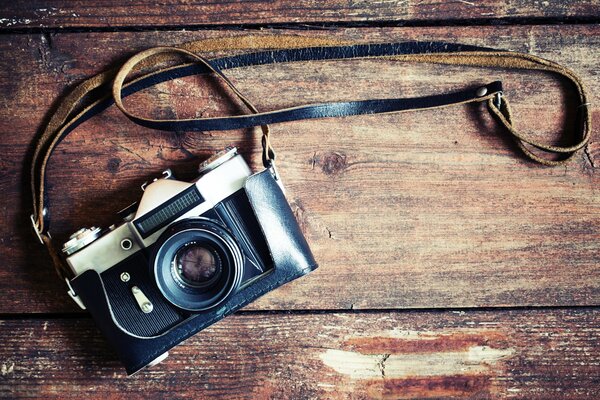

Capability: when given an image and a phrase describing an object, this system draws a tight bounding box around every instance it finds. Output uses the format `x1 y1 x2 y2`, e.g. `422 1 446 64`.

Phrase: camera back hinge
65 278 87 310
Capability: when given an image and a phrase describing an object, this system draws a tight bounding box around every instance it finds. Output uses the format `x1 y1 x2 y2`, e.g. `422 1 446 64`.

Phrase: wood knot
311 151 347 176
107 157 121 173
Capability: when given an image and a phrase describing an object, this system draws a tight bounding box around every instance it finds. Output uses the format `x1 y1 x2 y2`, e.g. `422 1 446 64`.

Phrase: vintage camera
62 147 317 375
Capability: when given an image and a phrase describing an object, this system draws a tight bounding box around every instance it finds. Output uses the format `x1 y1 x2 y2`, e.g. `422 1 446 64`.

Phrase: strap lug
30 214 44 244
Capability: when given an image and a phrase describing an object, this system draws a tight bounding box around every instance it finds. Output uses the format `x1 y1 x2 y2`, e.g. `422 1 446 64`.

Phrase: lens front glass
173 242 222 288
153 218 244 311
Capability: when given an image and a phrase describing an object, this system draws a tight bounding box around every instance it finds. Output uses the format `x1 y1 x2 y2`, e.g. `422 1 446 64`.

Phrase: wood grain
1 3 599 397
0 1 598 30
1 309 599 399
0 26 598 314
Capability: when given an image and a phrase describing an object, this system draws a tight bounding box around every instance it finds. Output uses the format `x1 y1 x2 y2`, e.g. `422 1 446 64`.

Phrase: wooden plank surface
1 1 599 398
0 1 599 30
2 309 599 399
0 26 598 314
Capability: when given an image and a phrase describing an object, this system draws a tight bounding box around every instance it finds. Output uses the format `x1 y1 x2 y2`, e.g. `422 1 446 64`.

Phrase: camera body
63 148 317 375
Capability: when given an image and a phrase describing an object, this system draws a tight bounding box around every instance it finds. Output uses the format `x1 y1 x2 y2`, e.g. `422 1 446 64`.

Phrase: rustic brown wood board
0 2 599 398
0 0 598 28
2 26 598 314
1 309 599 398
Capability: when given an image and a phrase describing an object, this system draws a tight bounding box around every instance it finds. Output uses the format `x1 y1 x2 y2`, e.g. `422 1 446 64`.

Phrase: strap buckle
30 214 45 244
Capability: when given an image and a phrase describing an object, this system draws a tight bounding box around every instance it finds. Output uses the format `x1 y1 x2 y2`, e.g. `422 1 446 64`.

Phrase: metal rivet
120 238 133 251
131 286 154 314
476 87 488 97
141 302 154 313
120 272 130 282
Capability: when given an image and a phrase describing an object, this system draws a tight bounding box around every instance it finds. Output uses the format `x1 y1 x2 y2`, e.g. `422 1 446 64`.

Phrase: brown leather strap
29 35 591 280
32 35 347 280
112 46 276 168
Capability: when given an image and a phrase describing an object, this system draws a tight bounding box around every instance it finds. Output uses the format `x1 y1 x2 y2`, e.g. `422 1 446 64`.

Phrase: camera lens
152 218 244 311
173 243 221 286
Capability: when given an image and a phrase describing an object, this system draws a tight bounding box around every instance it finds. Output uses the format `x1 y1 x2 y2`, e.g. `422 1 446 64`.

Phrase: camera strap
29 34 591 281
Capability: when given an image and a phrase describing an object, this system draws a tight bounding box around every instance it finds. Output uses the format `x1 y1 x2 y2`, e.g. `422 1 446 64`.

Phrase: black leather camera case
70 169 317 375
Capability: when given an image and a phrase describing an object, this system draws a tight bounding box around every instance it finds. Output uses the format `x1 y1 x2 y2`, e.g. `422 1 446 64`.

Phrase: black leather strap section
50 42 500 150
212 42 495 69
126 81 503 132
121 42 499 132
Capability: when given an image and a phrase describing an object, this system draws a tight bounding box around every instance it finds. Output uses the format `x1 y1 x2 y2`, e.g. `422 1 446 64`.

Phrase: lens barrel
152 218 244 311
